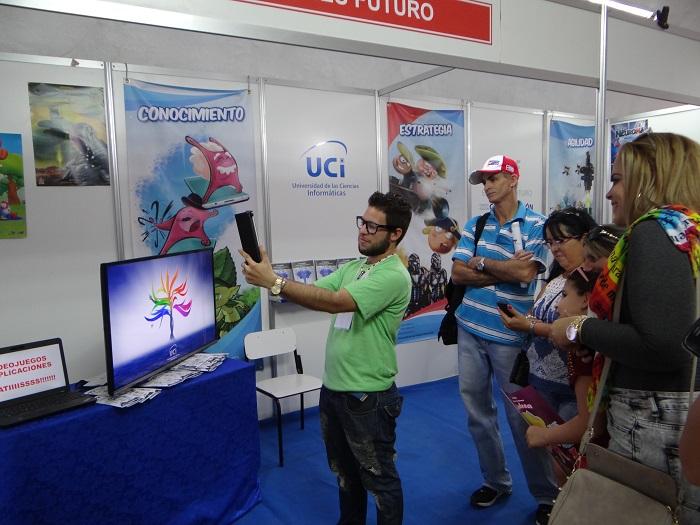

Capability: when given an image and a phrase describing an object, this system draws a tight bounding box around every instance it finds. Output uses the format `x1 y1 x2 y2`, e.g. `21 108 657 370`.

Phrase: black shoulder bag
438 212 489 345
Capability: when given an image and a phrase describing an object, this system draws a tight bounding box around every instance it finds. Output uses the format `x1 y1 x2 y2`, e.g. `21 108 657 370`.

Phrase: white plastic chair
244 327 322 466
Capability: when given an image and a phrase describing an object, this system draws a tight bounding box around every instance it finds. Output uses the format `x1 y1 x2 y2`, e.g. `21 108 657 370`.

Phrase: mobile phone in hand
235 211 262 263
497 301 514 317
682 317 700 357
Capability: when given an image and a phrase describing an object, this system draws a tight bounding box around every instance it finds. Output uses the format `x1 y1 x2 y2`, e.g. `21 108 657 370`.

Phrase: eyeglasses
544 235 581 247
586 226 620 243
356 216 395 235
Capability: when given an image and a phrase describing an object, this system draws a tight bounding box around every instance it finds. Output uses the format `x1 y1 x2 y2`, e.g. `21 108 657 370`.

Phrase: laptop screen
0 339 68 403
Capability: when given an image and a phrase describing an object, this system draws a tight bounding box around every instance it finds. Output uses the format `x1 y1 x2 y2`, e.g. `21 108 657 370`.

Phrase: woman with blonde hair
551 132 700 524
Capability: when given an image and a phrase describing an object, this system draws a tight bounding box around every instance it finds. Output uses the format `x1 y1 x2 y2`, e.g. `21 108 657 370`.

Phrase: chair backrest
244 327 297 361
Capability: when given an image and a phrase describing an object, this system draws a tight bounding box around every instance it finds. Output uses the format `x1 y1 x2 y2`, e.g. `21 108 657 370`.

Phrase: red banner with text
234 0 492 43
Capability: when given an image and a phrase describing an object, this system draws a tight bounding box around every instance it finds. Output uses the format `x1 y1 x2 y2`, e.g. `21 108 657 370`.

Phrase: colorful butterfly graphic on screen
145 270 192 340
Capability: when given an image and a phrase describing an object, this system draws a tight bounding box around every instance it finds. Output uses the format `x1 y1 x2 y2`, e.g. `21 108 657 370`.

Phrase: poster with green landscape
0 133 26 239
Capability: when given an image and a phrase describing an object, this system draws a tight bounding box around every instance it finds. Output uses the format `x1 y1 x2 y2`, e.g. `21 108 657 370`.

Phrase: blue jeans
458 328 559 504
607 388 700 525
319 384 403 525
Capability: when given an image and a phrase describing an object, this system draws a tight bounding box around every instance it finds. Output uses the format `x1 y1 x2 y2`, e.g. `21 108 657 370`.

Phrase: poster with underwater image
0 133 26 238
387 102 465 344
28 83 110 186
548 120 595 214
123 79 260 353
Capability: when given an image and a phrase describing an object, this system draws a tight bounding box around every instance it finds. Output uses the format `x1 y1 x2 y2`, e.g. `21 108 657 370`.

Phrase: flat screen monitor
100 248 217 395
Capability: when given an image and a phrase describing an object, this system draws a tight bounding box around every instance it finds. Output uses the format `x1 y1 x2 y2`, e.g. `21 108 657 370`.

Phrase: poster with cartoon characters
0 133 26 238
28 83 110 186
548 120 595 214
123 80 260 357
387 102 465 343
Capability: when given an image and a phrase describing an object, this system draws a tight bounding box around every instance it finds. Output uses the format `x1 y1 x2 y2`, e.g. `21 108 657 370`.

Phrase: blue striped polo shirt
452 202 547 346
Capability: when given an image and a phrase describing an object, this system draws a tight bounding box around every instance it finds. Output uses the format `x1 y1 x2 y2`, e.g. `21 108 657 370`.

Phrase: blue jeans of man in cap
319 384 403 525
458 328 558 505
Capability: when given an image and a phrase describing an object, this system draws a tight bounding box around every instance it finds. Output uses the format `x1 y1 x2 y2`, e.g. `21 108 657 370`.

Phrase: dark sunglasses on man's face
356 216 396 235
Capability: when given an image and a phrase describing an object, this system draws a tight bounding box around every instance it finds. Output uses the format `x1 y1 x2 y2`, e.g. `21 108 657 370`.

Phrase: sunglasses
586 226 620 243
574 266 590 283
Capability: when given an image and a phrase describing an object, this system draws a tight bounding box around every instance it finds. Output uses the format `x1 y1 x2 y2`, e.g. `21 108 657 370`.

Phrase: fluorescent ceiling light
588 0 655 19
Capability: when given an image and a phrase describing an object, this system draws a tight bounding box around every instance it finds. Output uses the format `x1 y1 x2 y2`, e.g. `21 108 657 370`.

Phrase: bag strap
580 275 699 454
445 212 490 313
472 212 490 253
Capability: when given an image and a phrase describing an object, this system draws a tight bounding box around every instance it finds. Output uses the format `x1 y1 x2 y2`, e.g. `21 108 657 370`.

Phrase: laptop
0 338 96 427
183 177 250 209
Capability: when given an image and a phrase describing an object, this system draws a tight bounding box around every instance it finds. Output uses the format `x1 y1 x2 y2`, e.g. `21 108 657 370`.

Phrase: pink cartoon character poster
0 133 26 239
124 80 260 349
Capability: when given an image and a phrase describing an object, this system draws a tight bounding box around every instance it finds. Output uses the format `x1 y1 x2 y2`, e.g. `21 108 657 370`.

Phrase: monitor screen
100 248 217 395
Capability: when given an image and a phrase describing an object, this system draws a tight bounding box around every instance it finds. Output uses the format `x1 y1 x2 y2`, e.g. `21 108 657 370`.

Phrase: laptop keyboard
0 391 93 420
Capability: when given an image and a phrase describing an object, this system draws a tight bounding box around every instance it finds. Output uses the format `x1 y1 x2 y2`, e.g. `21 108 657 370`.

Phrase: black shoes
469 485 511 508
535 503 553 525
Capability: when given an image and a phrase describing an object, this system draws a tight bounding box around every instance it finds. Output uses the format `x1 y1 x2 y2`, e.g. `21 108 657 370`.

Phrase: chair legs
274 398 284 467
268 393 314 467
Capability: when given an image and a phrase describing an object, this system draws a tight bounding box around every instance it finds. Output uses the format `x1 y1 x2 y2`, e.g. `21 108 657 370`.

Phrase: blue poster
387 103 465 344
611 119 649 169
548 120 595 214
123 80 260 357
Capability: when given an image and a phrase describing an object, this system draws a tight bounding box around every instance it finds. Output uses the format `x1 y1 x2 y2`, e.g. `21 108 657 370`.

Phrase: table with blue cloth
1 358 261 525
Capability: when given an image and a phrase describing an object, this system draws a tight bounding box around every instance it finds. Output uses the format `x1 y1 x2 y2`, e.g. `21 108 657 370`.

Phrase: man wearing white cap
451 155 554 524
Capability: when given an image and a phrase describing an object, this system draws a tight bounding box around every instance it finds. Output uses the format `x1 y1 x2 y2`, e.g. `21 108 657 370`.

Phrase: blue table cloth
1 358 261 525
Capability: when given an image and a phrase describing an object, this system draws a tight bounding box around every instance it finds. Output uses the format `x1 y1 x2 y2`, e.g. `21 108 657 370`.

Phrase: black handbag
509 347 530 387
438 213 489 346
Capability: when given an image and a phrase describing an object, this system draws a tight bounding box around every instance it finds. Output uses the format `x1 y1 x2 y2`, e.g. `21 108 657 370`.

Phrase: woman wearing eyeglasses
550 133 700 524
501 206 597 409
498 207 596 517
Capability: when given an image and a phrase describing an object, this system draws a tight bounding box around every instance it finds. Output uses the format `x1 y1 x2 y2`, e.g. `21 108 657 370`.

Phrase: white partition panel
264 84 378 262
645 107 700 144
0 58 117 382
470 105 545 216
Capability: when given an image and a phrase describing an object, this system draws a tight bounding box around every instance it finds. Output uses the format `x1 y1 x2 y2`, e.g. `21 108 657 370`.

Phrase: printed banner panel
387 102 465 344
264 84 378 263
548 120 595 214
611 119 649 168
0 132 26 238
28 83 110 187
123 80 261 355
234 0 492 43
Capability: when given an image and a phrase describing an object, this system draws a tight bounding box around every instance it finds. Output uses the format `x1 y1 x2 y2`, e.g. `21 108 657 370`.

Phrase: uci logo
301 140 347 178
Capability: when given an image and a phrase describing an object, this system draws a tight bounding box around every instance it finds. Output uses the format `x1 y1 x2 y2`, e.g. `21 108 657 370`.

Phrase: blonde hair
617 132 700 224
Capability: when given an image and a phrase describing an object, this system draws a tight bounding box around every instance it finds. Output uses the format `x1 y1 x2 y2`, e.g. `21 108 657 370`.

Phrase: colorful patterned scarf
586 205 700 408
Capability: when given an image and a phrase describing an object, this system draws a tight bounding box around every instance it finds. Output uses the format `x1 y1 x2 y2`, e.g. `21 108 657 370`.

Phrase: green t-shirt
314 254 411 392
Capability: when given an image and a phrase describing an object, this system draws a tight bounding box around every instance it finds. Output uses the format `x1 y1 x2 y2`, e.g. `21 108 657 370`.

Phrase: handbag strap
580 276 699 454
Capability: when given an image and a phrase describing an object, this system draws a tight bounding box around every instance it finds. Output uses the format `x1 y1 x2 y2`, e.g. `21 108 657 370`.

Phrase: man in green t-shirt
240 192 412 525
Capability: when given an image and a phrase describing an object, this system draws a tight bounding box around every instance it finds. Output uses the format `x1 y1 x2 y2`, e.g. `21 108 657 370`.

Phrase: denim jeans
458 328 559 504
607 388 700 525
319 384 403 525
